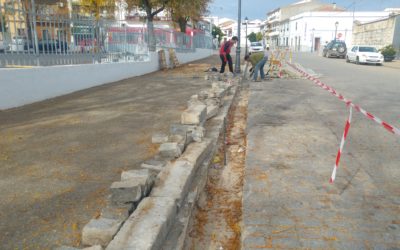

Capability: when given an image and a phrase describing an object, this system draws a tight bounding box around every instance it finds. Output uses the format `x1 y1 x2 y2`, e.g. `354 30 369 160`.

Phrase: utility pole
234 0 241 73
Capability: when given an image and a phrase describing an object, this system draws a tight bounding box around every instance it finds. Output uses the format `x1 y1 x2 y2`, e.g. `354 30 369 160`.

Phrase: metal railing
0 0 212 67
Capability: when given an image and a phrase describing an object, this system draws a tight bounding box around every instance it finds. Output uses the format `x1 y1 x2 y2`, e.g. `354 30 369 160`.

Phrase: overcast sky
208 0 400 20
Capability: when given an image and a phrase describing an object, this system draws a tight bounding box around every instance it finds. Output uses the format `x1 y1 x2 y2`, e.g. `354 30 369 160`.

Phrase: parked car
25 40 69 53
323 40 347 58
249 42 263 53
346 45 383 65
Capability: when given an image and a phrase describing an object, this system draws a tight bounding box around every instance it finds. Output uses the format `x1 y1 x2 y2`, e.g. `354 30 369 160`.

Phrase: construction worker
219 36 238 74
245 47 270 81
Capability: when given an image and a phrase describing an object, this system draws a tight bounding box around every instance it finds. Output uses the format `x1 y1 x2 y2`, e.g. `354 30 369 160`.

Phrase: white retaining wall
0 49 213 110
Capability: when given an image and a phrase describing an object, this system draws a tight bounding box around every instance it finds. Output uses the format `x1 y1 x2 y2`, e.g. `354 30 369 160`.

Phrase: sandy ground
187 85 248 250
0 54 222 249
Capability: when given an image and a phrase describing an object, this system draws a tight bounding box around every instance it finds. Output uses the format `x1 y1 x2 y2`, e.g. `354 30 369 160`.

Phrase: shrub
379 45 396 57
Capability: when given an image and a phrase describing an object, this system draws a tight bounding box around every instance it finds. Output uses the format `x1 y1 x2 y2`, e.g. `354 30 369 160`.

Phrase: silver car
249 42 263 53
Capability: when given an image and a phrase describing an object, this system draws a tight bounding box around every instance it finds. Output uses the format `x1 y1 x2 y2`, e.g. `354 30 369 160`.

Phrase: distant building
265 0 338 47
242 19 263 48
289 11 389 52
264 0 393 52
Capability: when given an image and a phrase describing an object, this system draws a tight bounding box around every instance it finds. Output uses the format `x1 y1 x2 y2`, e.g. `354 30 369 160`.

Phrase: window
17 28 25 36
359 46 377 52
42 30 49 40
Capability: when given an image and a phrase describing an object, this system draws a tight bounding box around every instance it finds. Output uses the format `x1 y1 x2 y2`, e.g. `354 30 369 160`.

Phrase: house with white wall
242 19 263 47
265 0 337 47
288 11 390 52
216 18 263 49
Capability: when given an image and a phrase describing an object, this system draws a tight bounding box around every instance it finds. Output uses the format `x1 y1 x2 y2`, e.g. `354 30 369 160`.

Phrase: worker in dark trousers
219 36 238 74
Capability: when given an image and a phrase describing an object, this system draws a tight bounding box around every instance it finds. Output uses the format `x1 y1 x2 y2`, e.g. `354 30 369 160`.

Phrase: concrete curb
97 75 242 250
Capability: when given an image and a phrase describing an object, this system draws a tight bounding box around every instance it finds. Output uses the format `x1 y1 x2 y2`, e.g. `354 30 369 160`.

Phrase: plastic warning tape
288 63 400 136
330 106 352 183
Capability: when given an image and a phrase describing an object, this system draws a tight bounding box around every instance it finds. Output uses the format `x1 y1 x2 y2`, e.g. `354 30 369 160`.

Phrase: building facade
288 11 389 52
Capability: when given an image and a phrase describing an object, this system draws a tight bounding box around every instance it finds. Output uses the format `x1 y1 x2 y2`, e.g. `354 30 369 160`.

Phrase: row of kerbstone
59 72 238 250
106 73 239 250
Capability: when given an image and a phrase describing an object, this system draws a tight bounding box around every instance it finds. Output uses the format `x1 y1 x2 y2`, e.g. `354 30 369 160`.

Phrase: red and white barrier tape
330 106 352 183
288 63 400 136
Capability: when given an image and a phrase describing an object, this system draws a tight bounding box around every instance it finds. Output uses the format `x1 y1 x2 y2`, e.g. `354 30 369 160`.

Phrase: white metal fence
0 0 212 67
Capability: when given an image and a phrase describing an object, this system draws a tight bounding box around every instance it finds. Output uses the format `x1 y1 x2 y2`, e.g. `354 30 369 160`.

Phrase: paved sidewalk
383 59 400 70
0 55 221 249
242 77 400 249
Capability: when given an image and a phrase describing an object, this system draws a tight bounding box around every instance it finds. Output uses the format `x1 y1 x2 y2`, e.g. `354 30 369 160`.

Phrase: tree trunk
178 17 186 33
147 15 156 52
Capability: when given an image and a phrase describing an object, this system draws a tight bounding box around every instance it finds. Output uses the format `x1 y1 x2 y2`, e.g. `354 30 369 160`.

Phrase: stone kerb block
205 102 219 120
101 201 133 221
192 126 205 142
56 246 103 250
106 197 177 250
211 81 230 90
179 139 212 171
198 90 209 101
151 140 212 206
110 177 147 205
181 104 207 125
169 124 205 143
82 218 122 247
207 72 222 82
121 169 150 181
187 98 205 109
54 246 80 250
151 133 169 144
121 169 156 197
150 160 193 206
159 142 182 158
141 159 167 172
170 124 197 136
212 87 227 99
169 134 187 152
84 246 103 250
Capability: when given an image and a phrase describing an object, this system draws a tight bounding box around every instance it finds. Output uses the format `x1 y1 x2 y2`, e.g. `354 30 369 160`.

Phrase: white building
216 18 263 48
265 0 335 47
242 19 263 47
288 11 390 52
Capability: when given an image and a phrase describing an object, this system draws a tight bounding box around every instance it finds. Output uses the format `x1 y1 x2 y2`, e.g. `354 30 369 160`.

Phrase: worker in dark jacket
219 36 238 74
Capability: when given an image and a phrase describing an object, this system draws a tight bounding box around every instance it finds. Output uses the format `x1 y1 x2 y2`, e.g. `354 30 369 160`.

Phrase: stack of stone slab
168 48 180 68
81 169 156 247
158 49 168 70
67 72 240 250
105 74 238 250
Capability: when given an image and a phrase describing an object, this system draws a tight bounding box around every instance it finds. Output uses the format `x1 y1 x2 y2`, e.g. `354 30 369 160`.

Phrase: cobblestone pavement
242 78 400 249
0 55 221 249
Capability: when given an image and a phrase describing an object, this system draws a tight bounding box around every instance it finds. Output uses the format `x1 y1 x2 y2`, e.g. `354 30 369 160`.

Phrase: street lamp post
334 21 339 41
311 28 315 52
245 16 248 55
234 0 242 73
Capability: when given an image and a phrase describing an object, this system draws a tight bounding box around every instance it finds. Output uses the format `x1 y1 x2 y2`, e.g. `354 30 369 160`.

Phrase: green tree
212 25 224 43
247 32 256 42
256 32 263 41
168 0 210 33
80 0 115 20
125 0 170 51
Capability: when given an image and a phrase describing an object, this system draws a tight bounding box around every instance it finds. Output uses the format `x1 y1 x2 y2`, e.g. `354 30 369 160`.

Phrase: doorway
314 37 320 52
